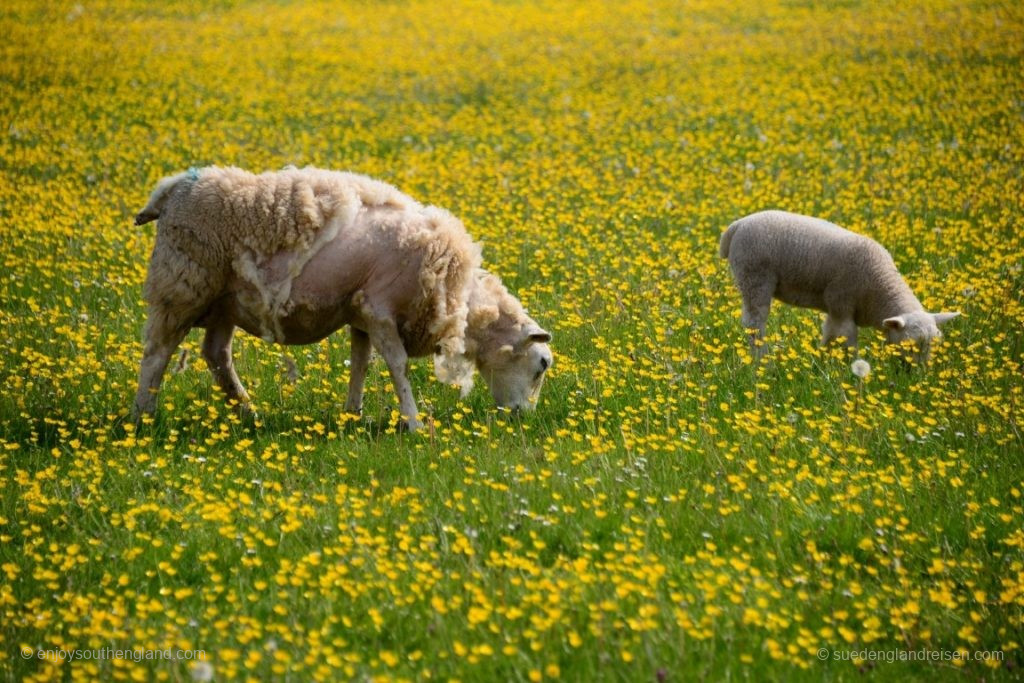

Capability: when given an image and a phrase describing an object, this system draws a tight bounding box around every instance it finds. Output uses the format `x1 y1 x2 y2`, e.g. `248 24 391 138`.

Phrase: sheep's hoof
896 356 916 372
231 402 260 429
282 355 299 383
110 412 134 438
397 417 424 433
130 404 155 429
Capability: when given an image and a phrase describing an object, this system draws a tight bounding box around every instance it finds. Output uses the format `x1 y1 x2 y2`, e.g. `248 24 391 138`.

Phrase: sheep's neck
865 270 924 327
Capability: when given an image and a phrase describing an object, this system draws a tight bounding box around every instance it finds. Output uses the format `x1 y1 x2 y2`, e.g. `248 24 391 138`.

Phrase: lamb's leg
344 327 371 415
821 315 858 348
738 278 774 359
366 320 422 431
133 311 190 420
201 318 251 411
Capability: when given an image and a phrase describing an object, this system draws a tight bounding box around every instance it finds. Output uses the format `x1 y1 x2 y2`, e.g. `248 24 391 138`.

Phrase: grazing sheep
719 210 959 363
132 165 553 431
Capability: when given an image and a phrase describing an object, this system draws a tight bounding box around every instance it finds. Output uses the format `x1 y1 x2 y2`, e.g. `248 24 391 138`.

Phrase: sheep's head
882 311 960 363
434 321 552 410
473 322 553 411
435 270 553 411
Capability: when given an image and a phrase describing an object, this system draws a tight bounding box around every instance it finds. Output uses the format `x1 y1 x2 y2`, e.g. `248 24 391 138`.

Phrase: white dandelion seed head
851 359 871 378
190 661 214 682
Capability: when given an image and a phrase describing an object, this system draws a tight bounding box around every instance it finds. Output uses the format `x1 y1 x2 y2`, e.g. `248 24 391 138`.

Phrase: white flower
190 661 214 682
851 359 871 379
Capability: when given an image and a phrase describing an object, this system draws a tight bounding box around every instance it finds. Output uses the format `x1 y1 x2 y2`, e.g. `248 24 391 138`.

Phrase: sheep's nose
540 356 550 371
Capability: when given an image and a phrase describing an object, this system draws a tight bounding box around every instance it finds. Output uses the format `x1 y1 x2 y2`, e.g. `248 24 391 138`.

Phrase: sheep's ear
514 325 552 352
882 316 906 330
932 312 960 326
528 329 552 344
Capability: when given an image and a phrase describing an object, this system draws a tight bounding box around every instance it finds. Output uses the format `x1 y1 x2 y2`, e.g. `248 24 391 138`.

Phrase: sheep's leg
366 320 422 431
133 314 190 420
344 327 371 415
821 315 858 348
201 319 251 411
738 279 773 359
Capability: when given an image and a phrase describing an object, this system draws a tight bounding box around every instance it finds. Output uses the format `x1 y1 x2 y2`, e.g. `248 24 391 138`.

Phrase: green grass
2 0 1024 681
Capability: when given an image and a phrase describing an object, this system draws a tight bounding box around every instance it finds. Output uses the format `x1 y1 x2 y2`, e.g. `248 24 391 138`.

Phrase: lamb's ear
932 312 960 326
882 316 906 330
514 325 552 352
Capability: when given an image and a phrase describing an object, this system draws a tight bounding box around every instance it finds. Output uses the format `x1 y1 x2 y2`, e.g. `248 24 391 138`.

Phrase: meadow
1 0 1022 680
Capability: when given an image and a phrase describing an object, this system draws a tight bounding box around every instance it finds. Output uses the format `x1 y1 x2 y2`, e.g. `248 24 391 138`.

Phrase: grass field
2 0 1023 680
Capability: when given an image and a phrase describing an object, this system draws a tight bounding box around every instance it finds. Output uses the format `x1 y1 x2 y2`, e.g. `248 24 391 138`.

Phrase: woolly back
173 166 414 260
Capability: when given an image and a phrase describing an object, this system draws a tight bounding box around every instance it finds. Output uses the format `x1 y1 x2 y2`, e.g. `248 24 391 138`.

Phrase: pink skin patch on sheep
131 166 552 431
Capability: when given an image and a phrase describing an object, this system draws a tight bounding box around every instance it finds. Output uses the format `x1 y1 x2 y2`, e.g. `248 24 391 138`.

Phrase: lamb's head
435 270 552 411
882 311 960 363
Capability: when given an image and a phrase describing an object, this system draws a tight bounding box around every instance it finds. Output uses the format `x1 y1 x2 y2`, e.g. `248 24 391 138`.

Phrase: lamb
719 210 959 363
132 165 553 431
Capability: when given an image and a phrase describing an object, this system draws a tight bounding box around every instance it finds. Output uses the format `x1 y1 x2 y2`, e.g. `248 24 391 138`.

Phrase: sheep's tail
718 219 741 259
134 168 200 225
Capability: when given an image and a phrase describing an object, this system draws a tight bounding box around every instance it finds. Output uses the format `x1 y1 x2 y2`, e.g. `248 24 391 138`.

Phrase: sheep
132 165 553 431
719 210 959 363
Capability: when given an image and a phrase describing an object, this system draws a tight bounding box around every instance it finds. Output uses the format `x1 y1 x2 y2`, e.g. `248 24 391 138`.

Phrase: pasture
1 0 1022 680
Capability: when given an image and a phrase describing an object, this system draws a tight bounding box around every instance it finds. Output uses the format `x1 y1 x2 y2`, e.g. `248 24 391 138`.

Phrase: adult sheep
132 165 553 431
719 210 959 363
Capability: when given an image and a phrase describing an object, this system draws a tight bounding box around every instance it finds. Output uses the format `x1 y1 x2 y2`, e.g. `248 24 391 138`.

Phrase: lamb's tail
718 219 742 259
134 169 198 225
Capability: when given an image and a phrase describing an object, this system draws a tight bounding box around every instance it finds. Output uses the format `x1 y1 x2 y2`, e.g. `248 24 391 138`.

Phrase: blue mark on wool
186 167 201 182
